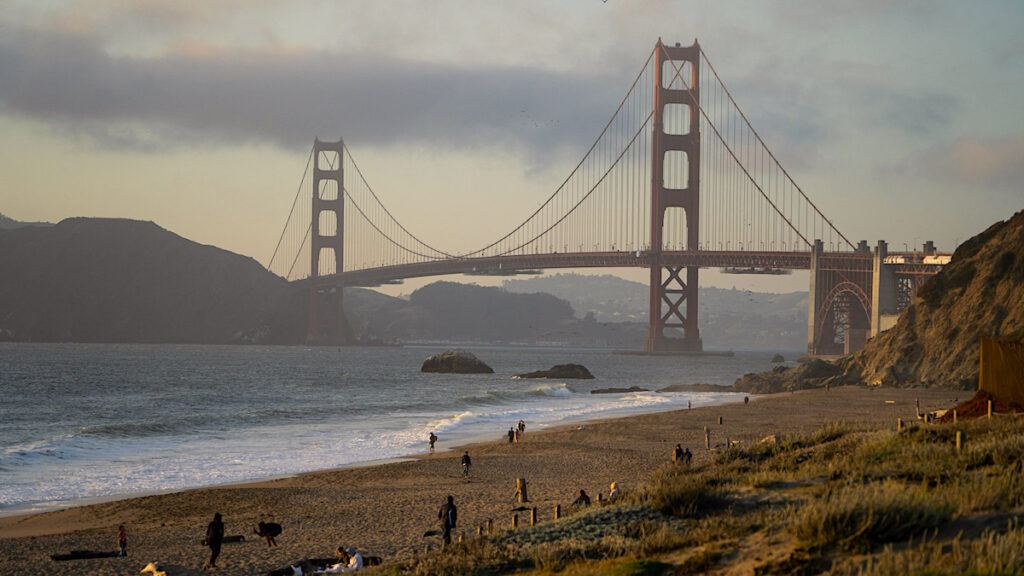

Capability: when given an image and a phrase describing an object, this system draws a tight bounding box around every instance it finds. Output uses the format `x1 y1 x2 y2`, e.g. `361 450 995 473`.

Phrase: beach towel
51 550 120 561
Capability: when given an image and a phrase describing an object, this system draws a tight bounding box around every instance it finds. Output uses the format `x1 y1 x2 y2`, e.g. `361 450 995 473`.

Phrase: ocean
0 343 791 514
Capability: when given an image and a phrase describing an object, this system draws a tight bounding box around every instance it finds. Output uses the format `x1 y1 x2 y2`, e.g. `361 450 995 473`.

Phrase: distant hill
505 273 807 350
0 218 305 343
842 210 1024 388
0 217 809 349
0 212 50 230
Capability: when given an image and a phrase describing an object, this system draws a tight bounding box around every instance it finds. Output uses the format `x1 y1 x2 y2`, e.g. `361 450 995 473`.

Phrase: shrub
794 482 952 551
633 468 727 517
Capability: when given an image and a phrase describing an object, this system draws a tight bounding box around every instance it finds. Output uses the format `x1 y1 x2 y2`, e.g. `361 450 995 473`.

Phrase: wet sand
0 386 963 575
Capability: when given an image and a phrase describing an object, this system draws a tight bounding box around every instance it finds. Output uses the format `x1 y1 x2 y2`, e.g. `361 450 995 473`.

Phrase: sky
1 0 1022 295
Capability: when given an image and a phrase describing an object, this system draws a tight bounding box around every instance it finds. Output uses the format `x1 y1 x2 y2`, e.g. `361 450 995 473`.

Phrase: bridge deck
303 250 945 287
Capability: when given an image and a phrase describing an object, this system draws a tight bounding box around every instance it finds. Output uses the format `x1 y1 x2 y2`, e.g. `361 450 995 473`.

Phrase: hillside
841 210 1024 388
0 218 632 346
0 218 307 343
505 273 807 349
0 212 50 230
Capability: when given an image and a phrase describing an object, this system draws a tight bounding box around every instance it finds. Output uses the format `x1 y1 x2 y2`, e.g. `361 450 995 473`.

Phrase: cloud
895 135 1024 195
0 27 628 160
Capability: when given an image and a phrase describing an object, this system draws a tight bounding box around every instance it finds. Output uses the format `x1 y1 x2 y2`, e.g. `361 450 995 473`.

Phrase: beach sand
0 386 963 575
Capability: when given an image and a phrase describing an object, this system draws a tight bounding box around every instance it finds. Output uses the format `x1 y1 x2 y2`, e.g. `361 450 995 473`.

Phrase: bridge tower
307 138 353 345
646 39 703 353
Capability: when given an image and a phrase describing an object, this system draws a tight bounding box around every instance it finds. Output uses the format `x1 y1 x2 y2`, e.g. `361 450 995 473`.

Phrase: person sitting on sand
429 432 438 453
672 443 684 464
316 545 363 573
572 489 591 507
608 482 619 502
116 525 127 557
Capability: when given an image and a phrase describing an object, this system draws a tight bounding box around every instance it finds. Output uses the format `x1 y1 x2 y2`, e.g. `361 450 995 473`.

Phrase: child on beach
117 525 127 557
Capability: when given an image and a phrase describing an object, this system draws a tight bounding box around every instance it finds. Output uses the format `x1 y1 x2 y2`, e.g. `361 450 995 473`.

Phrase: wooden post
953 409 958 425
705 426 711 449
530 507 537 526
988 400 993 419
598 492 604 504
956 430 962 453
512 513 519 528
515 478 529 503
554 504 561 520
476 526 483 537
915 397 921 418
718 415 723 425
896 418 903 431
726 437 731 448
458 532 463 544
487 519 493 534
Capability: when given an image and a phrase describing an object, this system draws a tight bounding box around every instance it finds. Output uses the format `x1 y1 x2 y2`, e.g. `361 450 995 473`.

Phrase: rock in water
421 350 494 374
515 363 595 379
591 386 649 394
771 353 785 363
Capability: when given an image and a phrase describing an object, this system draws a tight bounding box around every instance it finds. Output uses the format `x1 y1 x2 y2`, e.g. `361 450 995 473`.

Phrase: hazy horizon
2 1 1022 296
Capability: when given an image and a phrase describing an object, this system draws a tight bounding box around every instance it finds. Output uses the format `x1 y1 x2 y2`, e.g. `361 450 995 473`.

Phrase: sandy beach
0 386 963 575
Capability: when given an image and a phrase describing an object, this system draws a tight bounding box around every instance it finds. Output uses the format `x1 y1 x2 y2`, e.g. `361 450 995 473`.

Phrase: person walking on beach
518 420 526 436
429 432 438 453
438 495 458 547
461 451 472 476
116 525 127 557
204 512 225 570
507 427 515 445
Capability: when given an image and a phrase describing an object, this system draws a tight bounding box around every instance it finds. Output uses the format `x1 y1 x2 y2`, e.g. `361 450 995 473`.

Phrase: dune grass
380 415 1024 575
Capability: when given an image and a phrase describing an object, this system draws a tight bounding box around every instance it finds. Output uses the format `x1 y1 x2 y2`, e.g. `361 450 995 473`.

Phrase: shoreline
0 388 745 520
0 386 964 576
0 391 745 521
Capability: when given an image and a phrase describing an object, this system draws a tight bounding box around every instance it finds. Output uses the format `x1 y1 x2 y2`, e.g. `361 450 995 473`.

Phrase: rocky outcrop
421 350 494 374
841 210 1024 389
657 383 731 393
516 364 595 379
591 386 649 394
771 354 786 363
732 359 849 394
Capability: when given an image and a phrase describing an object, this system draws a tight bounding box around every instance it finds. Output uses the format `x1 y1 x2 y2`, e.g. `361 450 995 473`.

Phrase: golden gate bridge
266 40 949 355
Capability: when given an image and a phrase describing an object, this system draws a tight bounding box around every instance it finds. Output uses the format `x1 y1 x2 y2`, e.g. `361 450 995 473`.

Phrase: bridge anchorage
267 39 951 354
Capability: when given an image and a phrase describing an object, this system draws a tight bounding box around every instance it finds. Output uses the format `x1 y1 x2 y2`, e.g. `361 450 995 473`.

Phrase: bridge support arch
307 138 353 345
646 39 703 353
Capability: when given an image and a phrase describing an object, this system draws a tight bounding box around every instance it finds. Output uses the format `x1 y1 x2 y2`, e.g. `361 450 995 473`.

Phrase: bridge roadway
306 250 943 288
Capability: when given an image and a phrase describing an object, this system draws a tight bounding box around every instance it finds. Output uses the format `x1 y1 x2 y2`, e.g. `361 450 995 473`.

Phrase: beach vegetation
384 415 1024 575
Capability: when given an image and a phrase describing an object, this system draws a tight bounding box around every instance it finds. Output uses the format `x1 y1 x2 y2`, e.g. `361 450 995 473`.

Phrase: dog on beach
254 521 283 547
140 562 168 576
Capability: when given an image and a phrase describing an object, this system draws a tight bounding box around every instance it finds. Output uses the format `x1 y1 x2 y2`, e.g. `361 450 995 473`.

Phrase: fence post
956 430 962 453
530 507 537 526
515 478 529 503
988 400 993 419
896 418 903 432
704 426 711 449
477 526 483 537
953 409 958 425
512 513 519 528
487 519 493 534
718 416 723 425
554 504 561 520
